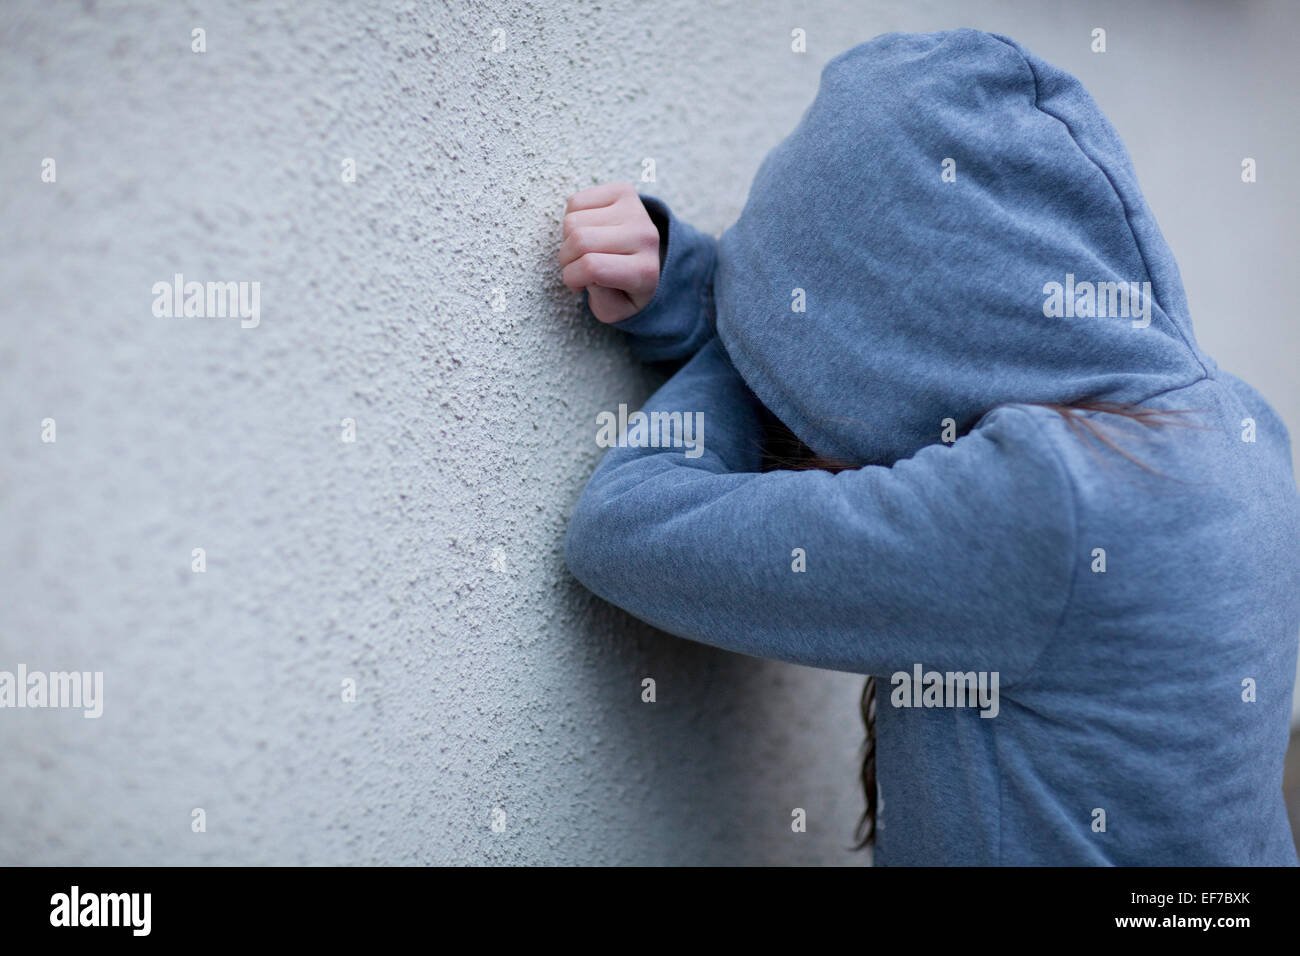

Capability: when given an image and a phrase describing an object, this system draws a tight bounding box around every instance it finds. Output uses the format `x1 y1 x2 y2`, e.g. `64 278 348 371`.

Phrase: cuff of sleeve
598 193 718 362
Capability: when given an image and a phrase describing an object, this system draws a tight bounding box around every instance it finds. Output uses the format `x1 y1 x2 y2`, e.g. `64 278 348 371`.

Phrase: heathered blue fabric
565 29 1300 865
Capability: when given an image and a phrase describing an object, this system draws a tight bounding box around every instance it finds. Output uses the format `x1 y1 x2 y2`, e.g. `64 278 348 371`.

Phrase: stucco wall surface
1 0 1296 865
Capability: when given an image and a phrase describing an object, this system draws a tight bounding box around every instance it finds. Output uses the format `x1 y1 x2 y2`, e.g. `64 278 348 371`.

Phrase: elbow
563 490 607 595
566 458 663 603
565 476 643 606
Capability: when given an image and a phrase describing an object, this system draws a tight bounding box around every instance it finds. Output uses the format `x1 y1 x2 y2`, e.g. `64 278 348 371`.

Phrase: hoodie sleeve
564 338 1078 684
582 194 718 363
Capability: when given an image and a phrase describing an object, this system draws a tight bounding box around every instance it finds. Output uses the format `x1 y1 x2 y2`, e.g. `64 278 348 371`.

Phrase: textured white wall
1 0 1296 865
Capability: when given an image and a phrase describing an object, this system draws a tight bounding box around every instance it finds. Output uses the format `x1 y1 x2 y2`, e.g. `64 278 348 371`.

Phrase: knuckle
637 257 659 286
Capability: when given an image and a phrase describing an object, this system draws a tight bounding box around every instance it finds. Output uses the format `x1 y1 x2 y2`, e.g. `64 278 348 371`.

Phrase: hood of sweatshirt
713 28 1212 466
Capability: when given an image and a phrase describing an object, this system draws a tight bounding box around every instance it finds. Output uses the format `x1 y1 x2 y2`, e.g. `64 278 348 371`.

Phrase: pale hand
559 182 661 323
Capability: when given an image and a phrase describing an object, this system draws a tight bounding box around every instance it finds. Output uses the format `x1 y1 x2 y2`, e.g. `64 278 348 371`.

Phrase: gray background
1 0 1296 865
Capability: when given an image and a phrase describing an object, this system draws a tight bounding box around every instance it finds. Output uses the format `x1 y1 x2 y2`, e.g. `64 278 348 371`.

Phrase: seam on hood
1105 374 1213 410
990 33 1210 381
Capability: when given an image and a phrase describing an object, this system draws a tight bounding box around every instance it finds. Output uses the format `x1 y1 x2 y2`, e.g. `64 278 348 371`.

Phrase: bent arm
565 347 1076 683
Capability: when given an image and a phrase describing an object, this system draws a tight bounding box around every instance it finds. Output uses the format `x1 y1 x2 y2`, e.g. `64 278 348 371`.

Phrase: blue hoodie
564 29 1300 865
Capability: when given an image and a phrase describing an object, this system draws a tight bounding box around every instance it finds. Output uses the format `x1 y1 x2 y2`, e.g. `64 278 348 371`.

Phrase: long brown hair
759 399 1201 851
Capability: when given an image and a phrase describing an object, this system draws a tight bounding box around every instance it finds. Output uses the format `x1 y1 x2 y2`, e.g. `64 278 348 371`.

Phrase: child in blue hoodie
558 29 1300 866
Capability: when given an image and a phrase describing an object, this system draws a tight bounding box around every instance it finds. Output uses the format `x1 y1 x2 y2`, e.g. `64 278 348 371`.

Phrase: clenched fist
559 182 663 323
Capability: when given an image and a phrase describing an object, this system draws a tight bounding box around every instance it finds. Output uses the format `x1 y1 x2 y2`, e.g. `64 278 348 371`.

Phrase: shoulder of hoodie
972 402 1101 501
971 400 1175 537
962 402 1082 538
892 402 1080 547
967 402 1078 476
889 404 1081 636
